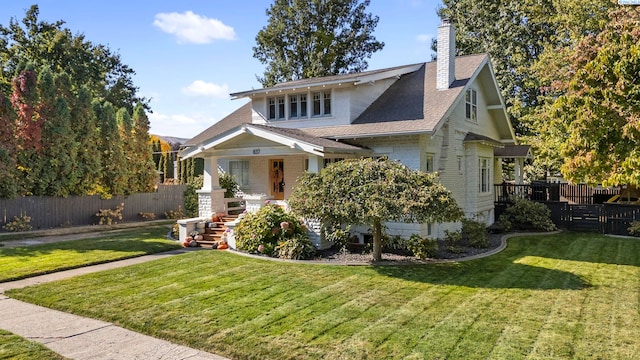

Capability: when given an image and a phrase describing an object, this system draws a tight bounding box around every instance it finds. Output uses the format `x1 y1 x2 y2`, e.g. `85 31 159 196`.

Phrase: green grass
0 225 181 282
0 329 66 359
6 232 640 359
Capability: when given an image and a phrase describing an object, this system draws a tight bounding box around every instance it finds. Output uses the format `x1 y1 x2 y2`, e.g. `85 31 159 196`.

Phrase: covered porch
178 123 370 248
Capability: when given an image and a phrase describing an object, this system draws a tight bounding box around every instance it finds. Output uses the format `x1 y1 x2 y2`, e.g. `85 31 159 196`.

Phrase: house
179 20 530 248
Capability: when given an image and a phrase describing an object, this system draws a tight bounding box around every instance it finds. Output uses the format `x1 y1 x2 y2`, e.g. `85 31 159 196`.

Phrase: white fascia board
230 64 424 99
244 125 325 156
352 64 423 85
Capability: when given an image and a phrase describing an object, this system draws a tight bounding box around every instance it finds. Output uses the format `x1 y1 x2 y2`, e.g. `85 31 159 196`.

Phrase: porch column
198 156 226 218
307 154 323 173
514 158 524 184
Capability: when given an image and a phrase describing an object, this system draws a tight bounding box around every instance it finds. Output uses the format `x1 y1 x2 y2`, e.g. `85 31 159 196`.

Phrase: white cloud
416 33 433 43
182 80 230 99
153 11 236 44
148 111 216 138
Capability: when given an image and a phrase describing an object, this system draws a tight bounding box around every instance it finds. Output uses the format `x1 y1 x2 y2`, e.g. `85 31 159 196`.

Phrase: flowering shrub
235 204 314 259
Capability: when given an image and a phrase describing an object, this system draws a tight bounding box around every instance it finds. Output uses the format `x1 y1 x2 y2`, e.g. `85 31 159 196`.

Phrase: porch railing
494 183 620 205
223 197 245 215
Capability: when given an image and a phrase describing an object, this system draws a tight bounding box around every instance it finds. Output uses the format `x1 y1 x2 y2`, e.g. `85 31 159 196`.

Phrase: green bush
382 234 408 252
219 171 240 198
235 204 315 259
497 197 556 232
461 218 488 248
276 234 316 260
184 175 203 218
444 229 465 253
406 234 438 259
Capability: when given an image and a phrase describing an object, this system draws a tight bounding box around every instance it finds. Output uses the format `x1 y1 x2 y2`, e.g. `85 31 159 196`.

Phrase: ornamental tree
288 157 463 261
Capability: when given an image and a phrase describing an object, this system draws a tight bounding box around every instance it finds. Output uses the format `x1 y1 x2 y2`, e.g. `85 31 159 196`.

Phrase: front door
270 159 285 200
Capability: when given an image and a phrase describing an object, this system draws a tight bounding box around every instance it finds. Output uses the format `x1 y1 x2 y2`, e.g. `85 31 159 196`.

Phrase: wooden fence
493 182 640 235
0 185 186 231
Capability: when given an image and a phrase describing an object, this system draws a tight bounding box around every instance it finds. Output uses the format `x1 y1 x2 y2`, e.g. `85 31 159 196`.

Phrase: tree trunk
372 218 382 262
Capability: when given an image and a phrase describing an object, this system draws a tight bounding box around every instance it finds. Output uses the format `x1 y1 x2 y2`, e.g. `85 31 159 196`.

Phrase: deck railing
494 183 620 204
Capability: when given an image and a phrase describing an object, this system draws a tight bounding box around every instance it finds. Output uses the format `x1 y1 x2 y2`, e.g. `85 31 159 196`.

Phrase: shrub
444 229 464 253
276 234 316 260
95 203 124 225
184 175 203 218
382 234 409 252
406 234 438 259
219 171 240 198
497 197 556 232
628 221 640 237
139 212 156 221
461 218 488 248
2 213 32 232
164 205 185 219
235 204 314 259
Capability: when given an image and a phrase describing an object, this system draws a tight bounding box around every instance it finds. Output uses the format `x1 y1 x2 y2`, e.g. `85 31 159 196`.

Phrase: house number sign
253 149 260 154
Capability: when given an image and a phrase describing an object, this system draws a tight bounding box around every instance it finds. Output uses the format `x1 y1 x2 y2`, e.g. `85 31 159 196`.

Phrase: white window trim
229 160 250 187
479 157 491 193
425 153 435 173
466 88 477 122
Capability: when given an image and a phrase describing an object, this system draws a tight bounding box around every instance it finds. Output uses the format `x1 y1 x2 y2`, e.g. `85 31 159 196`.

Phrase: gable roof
184 101 252 146
184 53 512 149
181 122 368 159
300 54 490 139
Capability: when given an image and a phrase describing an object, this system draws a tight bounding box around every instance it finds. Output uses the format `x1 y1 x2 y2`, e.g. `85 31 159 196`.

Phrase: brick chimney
436 19 456 90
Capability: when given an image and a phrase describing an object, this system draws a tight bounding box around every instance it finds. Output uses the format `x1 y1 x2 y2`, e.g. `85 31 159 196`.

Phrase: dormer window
268 96 286 120
465 89 477 122
289 93 308 119
312 91 331 116
267 91 328 120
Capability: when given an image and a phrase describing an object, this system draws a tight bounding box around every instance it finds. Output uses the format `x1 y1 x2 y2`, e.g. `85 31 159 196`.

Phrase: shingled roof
185 53 490 146
302 54 488 139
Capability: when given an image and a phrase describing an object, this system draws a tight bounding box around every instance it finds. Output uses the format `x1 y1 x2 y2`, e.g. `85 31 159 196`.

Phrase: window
229 160 249 187
479 158 490 193
267 96 285 120
425 153 435 172
466 89 477 121
312 91 331 116
289 93 308 119
457 156 463 172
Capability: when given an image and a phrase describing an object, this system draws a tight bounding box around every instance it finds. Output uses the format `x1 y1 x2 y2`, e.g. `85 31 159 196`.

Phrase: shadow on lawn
374 261 590 290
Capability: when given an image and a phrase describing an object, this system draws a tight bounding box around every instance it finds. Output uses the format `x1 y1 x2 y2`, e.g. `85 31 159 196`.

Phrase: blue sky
1 1 443 139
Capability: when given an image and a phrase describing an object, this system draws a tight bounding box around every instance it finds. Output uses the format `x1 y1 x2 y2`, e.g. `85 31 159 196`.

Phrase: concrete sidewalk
0 247 229 359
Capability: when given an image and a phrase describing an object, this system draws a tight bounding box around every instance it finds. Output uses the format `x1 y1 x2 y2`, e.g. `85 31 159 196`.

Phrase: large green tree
288 157 463 261
253 0 384 87
437 0 614 139
544 6 640 186
131 103 157 193
0 5 147 112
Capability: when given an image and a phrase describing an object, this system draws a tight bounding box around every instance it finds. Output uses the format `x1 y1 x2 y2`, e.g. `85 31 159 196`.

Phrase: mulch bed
312 233 503 264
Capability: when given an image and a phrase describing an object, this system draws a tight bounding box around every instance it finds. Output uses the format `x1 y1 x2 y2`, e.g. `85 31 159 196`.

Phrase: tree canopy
253 0 384 87
0 5 148 112
288 157 462 261
438 0 617 179
0 6 156 198
545 6 640 186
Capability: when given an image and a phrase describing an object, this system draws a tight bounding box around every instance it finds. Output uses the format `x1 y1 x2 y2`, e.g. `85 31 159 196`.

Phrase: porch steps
196 215 238 248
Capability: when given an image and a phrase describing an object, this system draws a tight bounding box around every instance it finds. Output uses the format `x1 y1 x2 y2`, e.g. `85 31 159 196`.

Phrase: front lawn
7 232 640 359
0 329 65 359
0 225 181 282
